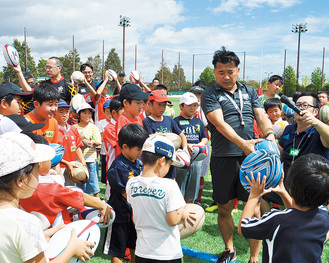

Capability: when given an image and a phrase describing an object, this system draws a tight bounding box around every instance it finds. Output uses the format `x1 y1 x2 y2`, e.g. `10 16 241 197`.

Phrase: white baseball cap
180 92 198 105
0 132 56 177
76 102 95 114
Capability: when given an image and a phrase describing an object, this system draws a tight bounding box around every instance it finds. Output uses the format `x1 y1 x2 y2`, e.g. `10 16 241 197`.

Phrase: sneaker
194 200 202 206
216 248 236 263
205 201 218 212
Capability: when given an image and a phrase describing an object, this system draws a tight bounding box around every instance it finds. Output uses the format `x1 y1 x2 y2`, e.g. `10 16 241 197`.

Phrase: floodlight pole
292 23 307 84
119 15 131 71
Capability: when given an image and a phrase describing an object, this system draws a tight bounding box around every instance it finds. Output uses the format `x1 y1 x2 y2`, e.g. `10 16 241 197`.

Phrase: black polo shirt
201 81 262 157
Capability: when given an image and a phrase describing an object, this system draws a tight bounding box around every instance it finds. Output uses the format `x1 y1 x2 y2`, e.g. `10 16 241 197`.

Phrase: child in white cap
0 132 95 263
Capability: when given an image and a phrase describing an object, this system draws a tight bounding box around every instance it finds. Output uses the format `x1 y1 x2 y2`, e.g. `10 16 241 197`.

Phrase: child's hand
187 144 193 155
181 208 197 228
98 201 113 226
247 172 269 199
269 172 286 195
66 228 95 262
43 224 66 242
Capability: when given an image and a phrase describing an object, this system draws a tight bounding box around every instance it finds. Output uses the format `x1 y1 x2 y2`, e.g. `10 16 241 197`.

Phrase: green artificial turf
88 96 329 262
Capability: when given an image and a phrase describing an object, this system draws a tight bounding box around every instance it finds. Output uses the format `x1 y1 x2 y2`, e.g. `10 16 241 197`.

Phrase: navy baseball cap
103 99 111 110
0 114 45 135
0 82 33 102
57 99 70 108
118 70 126 76
120 84 149 101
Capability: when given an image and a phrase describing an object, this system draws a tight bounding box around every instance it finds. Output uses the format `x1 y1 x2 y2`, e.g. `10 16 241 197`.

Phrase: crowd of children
2 59 329 263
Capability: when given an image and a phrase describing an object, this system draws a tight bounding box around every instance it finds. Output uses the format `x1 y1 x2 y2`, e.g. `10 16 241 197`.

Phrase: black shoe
216 248 236 263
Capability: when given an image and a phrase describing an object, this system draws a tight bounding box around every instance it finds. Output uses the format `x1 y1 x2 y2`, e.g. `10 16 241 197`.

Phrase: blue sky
1 0 329 85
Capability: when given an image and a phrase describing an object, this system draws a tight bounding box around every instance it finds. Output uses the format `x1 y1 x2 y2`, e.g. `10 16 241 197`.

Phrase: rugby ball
71 71 85 84
255 139 280 157
70 161 89 184
49 143 65 168
191 144 208 161
239 150 282 192
45 220 100 263
172 149 190 169
70 94 86 113
177 204 205 239
3 44 19 67
272 120 288 138
130 70 140 84
79 205 116 229
283 103 295 118
319 105 329 124
106 69 117 82
161 133 182 150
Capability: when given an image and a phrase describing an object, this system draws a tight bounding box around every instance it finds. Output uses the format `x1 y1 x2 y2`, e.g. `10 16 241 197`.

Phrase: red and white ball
172 149 190 169
129 70 140 84
3 44 19 67
45 220 100 263
106 69 118 82
71 71 85 84
191 144 208 161
159 133 182 150
78 205 116 229
177 203 205 239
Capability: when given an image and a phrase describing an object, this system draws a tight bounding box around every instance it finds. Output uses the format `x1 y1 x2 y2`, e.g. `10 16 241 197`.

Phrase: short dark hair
0 94 15 106
264 98 282 112
0 163 36 199
118 123 149 149
48 56 63 69
22 132 49 145
212 46 240 68
285 154 329 208
152 78 160 83
317 90 328 98
33 83 60 104
80 63 94 72
296 92 321 109
193 80 206 89
268 75 283 84
141 151 171 166
154 84 168 91
110 96 123 113
23 72 34 80
292 91 303 103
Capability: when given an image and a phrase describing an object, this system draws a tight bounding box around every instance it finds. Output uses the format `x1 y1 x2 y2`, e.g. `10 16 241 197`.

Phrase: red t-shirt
115 113 144 156
58 124 84 167
20 179 84 226
25 112 59 143
103 119 117 170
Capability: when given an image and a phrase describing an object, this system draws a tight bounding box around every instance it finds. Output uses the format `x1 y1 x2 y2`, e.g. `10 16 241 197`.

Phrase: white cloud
214 0 301 13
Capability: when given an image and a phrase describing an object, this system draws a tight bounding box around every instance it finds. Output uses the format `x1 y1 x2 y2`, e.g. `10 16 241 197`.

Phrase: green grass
88 96 329 262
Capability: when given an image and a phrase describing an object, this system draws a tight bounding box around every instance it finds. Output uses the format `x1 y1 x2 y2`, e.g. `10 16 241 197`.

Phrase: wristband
265 131 275 138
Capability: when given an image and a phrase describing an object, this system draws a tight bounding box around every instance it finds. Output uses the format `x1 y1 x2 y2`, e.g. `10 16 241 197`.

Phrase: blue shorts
77 161 100 195
103 220 137 258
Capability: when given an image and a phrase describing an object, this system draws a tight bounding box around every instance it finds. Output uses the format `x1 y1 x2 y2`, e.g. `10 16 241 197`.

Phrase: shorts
175 160 202 202
262 192 284 205
135 256 181 263
210 156 249 204
77 161 100 195
103 220 137 258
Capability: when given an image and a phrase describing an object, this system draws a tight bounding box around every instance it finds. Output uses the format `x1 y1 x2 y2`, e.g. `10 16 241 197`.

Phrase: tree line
1 39 327 95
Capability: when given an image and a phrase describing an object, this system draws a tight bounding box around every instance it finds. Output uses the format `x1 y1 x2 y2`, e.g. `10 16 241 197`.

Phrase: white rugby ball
157 133 182 150
191 144 208 161
70 94 86 113
70 161 89 184
45 220 100 263
172 149 190 169
319 105 329 124
107 69 117 82
72 71 85 84
177 204 205 239
130 70 140 84
3 44 19 67
79 205 116 229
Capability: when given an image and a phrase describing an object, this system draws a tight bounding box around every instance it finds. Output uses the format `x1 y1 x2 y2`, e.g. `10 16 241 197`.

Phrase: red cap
149 90 171 103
